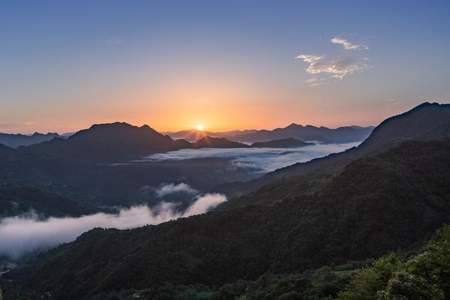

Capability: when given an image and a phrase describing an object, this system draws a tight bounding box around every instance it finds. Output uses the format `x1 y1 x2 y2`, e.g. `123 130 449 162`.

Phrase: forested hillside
5 138 450 299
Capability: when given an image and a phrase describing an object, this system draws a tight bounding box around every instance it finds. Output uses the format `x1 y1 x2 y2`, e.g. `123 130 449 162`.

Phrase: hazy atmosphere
1 1 450 299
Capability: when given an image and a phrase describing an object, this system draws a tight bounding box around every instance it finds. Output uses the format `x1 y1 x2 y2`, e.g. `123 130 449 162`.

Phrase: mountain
166 125 374 144
228 124 374 143
0 124 261 209
251 138 313 148
22 123 192 162
8 137 450 299
0 132 59 148
192 136 249 149
16 124 256 163
0 186 91 218
218 102 450 198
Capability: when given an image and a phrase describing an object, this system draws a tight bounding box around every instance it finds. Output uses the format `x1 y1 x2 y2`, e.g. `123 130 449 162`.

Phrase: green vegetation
8 225 448 299
3 139 450 299
338 225 450 300
211 225 450 300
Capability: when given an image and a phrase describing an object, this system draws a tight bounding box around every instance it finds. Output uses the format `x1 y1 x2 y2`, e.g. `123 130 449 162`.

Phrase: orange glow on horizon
196 124 205 131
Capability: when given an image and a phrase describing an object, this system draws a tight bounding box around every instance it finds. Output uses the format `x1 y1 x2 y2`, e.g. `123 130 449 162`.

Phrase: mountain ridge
166 123 374 143
0 132 59 148
217 102 450 198
9 137 450 299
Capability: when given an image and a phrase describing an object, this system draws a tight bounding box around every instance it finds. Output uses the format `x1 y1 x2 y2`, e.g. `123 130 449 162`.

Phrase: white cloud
155 183 198 197
331 36 368 50
0 193 227 259
296 54 369 79
296 54 323 63
183 194 227 216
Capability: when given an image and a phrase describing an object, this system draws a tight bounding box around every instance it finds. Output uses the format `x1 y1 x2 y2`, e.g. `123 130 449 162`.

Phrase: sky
1 0 450 133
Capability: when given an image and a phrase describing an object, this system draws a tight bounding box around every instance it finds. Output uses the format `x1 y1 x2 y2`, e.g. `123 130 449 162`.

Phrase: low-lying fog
140 142 359 173
0 185 226 259
0 143 359 260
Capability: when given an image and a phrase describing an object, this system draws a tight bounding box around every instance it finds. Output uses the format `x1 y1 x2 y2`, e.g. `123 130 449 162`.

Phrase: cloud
296 54 323 63
141 143 359 173
0 193 227 259
295 35 370 85
331 36 368 50
296 55 369 79
183 194 226 216
305 77 329 87
155 183 198 197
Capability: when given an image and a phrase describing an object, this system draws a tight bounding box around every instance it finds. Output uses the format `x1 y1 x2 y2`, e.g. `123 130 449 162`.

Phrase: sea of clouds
140 142 359 173
0 185 226 259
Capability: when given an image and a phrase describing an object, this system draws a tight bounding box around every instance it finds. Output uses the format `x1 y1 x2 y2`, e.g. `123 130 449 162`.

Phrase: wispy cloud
296 34 370 86
331 36 368 50
296 55 369 79
305 77 329 87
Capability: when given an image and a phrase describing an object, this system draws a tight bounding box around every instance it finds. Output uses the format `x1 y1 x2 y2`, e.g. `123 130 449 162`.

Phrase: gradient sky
1 0 450 133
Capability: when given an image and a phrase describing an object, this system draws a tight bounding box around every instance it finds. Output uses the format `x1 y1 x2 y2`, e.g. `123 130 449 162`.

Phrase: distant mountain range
0 122 372 151
1 123 328 163
6 102 450 299
167 124 374 144
0 132 59 148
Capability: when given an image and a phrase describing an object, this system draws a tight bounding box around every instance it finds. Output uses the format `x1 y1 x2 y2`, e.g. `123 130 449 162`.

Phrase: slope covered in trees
5 137 450 299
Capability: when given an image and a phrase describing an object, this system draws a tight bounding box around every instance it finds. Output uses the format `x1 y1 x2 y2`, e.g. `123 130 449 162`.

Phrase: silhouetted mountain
192 136 249 149
0 132 59 148
251 138 313 148
218 102 450 198
23 123 192 162
167 125 373 144
230 124 373 143
9 137 450 299
0 186 91 218
167 123 373 143
0 129 258 209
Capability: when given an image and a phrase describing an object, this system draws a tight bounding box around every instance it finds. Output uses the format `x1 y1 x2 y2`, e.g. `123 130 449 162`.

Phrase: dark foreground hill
7 137 450 299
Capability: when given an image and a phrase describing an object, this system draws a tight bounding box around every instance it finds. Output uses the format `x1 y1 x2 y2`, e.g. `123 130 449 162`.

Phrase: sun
196 124 205 131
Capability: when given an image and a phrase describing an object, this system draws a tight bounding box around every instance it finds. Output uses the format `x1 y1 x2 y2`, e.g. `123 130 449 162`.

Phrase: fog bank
0 193 226 259
141 142 359 173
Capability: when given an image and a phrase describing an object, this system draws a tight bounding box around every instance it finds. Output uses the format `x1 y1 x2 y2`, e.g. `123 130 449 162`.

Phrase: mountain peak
285 123 302 129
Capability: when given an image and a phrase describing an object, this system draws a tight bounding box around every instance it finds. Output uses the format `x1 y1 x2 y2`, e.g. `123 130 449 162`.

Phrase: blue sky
1 0 449 133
